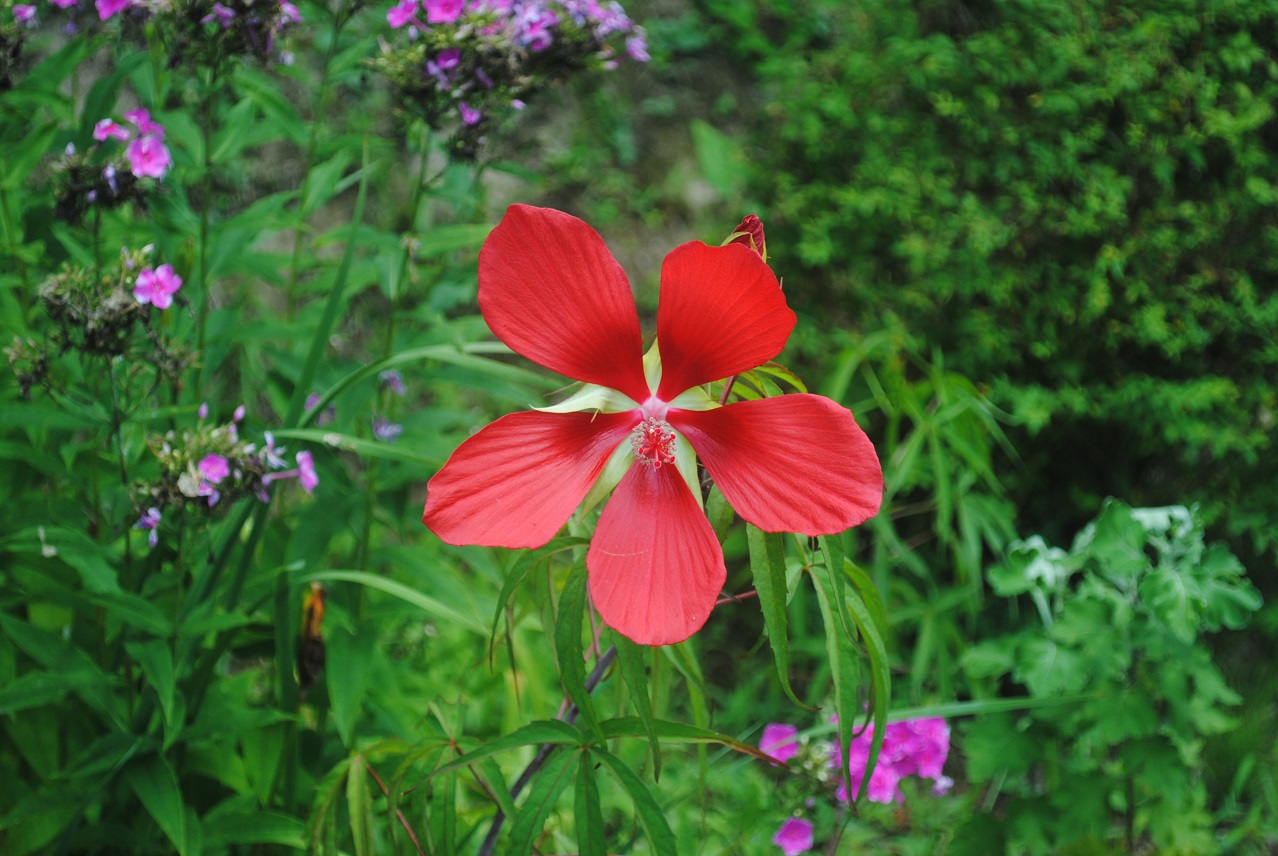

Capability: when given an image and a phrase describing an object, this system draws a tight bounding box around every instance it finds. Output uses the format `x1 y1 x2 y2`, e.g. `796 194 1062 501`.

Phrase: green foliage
699 0 1278 560
960 499 1262 853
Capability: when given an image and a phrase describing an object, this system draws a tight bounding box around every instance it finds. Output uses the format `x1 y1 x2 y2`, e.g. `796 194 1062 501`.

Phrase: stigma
630 417 677 468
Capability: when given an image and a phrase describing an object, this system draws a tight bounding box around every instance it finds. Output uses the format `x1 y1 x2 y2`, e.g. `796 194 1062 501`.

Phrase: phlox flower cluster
758 717 952 855
184 0 301 65
140 406 319 533
53 110 170 222
376 0 647 158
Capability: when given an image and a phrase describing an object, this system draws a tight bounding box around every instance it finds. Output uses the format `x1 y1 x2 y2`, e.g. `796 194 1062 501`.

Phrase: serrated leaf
747 525 814 711
1015 637 1089 696
593 747 678 856
575 751 607 856
507 747 577 856
554 563 602 742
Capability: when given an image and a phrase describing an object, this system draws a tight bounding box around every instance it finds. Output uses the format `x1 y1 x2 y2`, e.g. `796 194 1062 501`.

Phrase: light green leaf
301 570 486 635
554 563 603 742
613 634 662 780
747 525 814 711
594 746 678 856
430 719 581 777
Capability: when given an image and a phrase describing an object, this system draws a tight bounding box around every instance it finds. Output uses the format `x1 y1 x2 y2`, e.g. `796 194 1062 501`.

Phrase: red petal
587 463 726 646
655 241 794 400
669 394 883 535
479 205 650 403
424 409 638 548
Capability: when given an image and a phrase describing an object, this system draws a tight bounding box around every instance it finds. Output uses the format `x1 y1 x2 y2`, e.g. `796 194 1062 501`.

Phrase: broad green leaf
125 754 189 855
202 810 306 848
594 746 678 856
327 624 375 747
416 223 493 257
430 719 581 777
613 634 662 780
0 671 71 715
125 640 177 741
302 151 354 217
554 563 603 742
507 746 577 856
1014 637 1089 696
575 751 607 856
747 525 814 711
0 615 121 724
301 570 486 635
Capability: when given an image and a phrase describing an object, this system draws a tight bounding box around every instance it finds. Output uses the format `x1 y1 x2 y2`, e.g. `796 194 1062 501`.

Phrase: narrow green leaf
841 568 891 803
202 811 306 848
594 747 678 856
507 747 577 856
809 559 860 802
489 537 589 653
600 717 776 762
575 750 607 856
430 720 581 777
0 671 70 715
416 223 493 257
301 570 486 635
125 640 177 738
271 428 443 468
125 754 188 855
614 634 662 780
555 563 603 742
346 754 375 856
747 525 816 711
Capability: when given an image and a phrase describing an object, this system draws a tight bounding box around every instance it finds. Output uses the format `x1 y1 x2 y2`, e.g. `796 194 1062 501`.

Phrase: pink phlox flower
510 98 526 110
233 404 246 423
459 102 481 125
103 164 119 194
278 0 300 22
387 0 417 28
14 4 37 23
421 206 883 646
201 2 235 25
901 717 950 779
198 453 230 483
95 0 130 19
198 401 209 420
133 507 162 548
514 4 557 50
124 108 165 138
590 0 630 36
297 451 318 492
126 134 172 179
626 30 649 62
760 723 800 764
772 817 813 856
94 118 131 142
133 264 183 309
832 717 951 804
262 431 288 469
426 47 461 87
423 0 463 23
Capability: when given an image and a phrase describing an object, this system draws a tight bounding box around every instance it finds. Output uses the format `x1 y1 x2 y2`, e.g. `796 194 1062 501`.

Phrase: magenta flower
625 32 649 62
262 432 288 468
833 717 952 804
380 369 406 396
772 818 813 856
422 206 883 646
127 135 171 179
459 102 481 126
199 454 230 483
279 0 300 22
423 0 463 23
201 2 235 25
95 0 129 18
133 264 183 309
387 0 417 28
760 723 800 764
133 507 162 548
94 119 130 142
297 451 318 493
14 4 37 22
124 108 165 137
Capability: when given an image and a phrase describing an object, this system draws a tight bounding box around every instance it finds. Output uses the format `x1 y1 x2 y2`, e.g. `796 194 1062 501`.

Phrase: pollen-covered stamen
630 417 677 468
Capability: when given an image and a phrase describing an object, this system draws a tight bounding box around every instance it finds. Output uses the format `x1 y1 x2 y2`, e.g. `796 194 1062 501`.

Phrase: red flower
422 205 883 645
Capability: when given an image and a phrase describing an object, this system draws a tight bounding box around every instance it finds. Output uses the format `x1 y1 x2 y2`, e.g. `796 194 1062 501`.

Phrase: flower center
630 417 676 468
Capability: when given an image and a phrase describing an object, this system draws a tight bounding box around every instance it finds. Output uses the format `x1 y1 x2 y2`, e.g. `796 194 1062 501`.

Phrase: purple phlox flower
626 30 649 62
471 0 509 13
760 723 800 764
933 775 954 796
279 0 300 22
103 164 119 194
590 0 630 36
198 453 230 483
772 817 813 856
198 401 209 420
201 2 235 25
511 98 526 110
387 0 417 28
297 451 318 492
423 0 463 23
379 369 406 396
14 4 37 23
475 67 494 88
127 134 172 179
305 392 336 425
514 4 557 51
133 507 162 548
426 47 461 87
49 0 78 8
133 264 183 309
233 404 246 423
459 102 481 125
124 108 165 138
262 431 288 468
94 118 131 142
372 416 403 442
95 0 130 19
